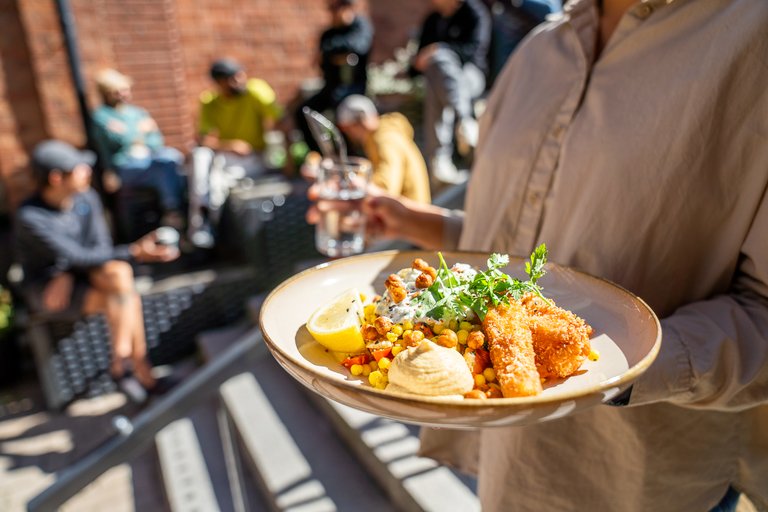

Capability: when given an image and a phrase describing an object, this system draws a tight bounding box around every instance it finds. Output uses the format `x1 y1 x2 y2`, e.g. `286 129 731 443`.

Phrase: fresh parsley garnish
413 244 551 321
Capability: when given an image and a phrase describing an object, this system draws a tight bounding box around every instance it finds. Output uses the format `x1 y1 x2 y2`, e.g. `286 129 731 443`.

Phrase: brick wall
0 0 432 211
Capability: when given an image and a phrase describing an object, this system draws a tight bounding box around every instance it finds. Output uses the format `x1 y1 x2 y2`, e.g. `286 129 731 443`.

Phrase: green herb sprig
413 244 551 321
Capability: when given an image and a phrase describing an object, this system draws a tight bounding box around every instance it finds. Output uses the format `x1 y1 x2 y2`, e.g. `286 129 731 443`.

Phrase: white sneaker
455 117 479 157
431 155 468 186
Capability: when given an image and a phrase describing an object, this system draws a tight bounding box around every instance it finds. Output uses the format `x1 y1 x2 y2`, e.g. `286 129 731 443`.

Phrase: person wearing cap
14 140 179 397
334 94 431 204
189 58 282 247
91 69 186 228
410 0 491 186
294 0 373 152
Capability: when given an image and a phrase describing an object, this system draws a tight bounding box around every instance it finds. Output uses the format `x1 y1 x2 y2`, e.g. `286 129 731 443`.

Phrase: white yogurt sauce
374 264 479 324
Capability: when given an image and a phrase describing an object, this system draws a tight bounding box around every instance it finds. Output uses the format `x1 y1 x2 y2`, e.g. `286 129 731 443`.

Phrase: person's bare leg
87 261 154 387
128 292 155 387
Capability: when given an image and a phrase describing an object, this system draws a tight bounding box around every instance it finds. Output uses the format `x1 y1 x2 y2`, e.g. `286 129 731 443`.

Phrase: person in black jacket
14 140 178 398
295 0 373 152
411 0 490 186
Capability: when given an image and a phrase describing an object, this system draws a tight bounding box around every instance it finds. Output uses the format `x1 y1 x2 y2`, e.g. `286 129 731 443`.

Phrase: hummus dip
387 340 474 397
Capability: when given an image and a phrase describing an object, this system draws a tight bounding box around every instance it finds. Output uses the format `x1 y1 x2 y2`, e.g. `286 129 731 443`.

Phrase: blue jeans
116 148 186 211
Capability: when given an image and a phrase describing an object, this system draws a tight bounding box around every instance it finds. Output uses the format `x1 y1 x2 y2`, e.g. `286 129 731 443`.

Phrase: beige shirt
421 0 768 510
364 113 432 204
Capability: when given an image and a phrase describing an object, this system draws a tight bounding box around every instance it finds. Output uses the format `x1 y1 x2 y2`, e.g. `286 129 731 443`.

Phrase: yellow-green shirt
198 78 281 151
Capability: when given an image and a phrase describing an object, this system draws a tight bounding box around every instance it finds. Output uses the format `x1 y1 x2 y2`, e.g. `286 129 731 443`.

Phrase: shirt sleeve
248 79 282 121
630 187 768 411
448 2 491 66
138 108 164 150
91 108 130 167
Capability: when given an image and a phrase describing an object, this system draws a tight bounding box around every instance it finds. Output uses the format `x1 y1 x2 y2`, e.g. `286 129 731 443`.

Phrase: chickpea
412 258 430 271
435 329 458 348
423 266 437 280
464 389 487 400
403 329 425 347
385 274 407 303
374 316 394 335
415 272 434 289
362 325 379 341
467 330 485 350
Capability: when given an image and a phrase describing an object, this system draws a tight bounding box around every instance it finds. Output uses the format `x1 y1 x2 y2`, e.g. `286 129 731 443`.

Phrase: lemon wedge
306 288 366 353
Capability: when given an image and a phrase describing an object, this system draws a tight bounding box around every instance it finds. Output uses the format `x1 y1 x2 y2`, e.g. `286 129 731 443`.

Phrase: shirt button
527 191 542 204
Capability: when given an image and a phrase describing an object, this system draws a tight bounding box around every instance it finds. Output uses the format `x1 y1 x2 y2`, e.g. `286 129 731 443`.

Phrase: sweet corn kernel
588 348 600 361
368 370 384 387
362 364 372 377
402 320 414 331
359 293 367 302
350 364 363 376
391 345 403 357
448 319 458 331
474 374 486 387
402 329 412 339
459 321 473 332
369 360 378 371
391 325 404 336
386 332 399 343
457 329 469 344
432 322 445 335
378 357 391 370
483 367 496 382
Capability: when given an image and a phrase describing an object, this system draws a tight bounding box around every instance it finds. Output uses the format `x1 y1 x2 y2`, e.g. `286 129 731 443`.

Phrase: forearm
395 198 463 251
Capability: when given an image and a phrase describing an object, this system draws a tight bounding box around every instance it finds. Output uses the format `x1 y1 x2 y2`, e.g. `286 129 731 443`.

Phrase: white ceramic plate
260 251 661 429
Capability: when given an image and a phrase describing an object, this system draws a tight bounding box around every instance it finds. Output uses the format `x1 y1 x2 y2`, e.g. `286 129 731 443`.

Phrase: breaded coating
522 294 593 379
483 302 543 397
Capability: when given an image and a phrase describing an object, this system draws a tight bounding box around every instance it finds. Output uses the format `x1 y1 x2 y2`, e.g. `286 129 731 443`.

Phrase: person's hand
361 188 413 241
413 43 439 72
222 139 253 156
130 230 180 263
106 119 127 134
137 117 158 134
42 272 74 312
300 151 323 181
306 184 409 242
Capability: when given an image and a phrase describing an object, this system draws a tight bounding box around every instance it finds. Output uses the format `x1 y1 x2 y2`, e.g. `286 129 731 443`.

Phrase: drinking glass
315 157 371 257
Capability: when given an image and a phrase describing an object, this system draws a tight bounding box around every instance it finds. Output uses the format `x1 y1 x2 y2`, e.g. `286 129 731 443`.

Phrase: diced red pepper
370 348 392 362
340 354 371 369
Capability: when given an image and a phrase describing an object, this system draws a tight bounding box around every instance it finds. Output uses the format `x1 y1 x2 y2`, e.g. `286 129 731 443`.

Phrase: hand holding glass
314 158 371 257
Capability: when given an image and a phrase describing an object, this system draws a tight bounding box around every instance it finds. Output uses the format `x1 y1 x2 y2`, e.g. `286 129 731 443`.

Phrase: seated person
295 0 373 151
14 140 179 401
91 69 186 228
334 95 431 204
411 0 491 185
190 58 282 247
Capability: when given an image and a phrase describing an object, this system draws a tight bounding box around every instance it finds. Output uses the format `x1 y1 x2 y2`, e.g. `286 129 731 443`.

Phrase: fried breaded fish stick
522 294 592 379
483 302 543 397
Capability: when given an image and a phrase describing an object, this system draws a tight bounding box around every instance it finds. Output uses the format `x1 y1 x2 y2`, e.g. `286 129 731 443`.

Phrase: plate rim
259 249 662 409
